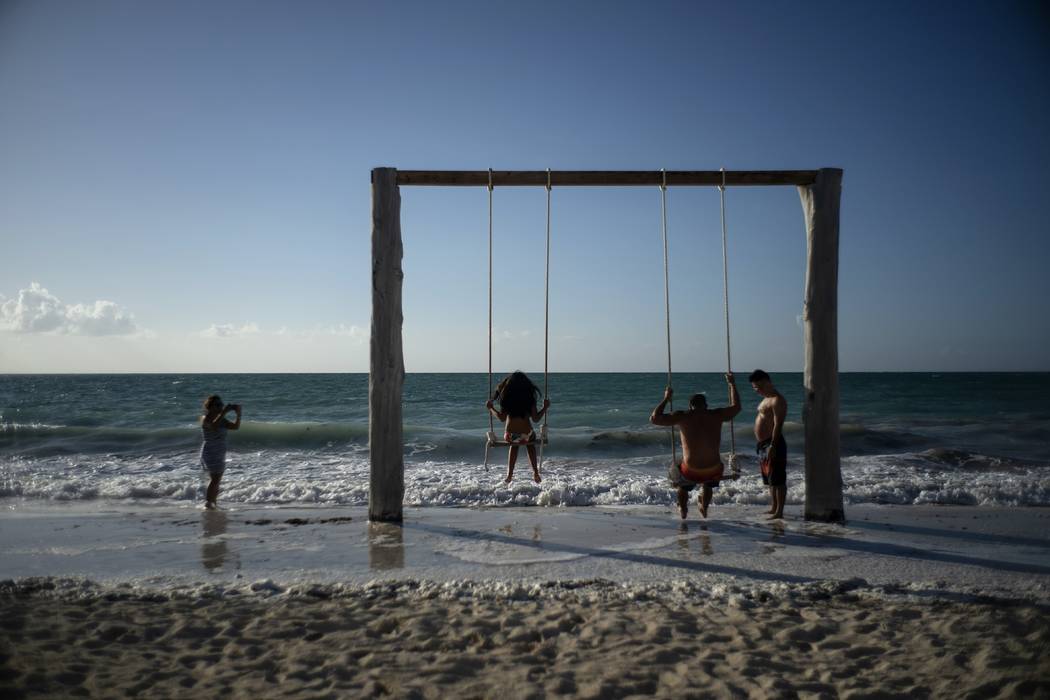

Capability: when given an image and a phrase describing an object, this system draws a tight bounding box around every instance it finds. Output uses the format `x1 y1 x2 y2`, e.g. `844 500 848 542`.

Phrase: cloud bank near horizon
0 283 137 336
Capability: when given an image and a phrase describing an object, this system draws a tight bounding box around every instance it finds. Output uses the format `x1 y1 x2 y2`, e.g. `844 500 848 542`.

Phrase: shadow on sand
845 518 1050 550
402 519 816 584
705 520 1050 576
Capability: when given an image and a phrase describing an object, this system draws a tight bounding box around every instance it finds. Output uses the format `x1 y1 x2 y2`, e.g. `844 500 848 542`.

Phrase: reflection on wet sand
677 522 714 556
499 523 543 542
368 522 404 570
201 510 229 572
698 527 713 555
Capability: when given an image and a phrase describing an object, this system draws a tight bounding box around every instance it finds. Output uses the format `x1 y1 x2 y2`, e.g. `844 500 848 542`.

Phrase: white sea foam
1 450 1047 507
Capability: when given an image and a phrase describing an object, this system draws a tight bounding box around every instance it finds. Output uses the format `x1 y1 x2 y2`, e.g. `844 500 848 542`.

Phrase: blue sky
1 0 1047 372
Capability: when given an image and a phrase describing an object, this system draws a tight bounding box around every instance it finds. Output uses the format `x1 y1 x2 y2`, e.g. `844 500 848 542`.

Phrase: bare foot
767 512 783 520
205 501 216 510
676 488 688 519
698 495 708 519
504 474 513 484
532 469 541 484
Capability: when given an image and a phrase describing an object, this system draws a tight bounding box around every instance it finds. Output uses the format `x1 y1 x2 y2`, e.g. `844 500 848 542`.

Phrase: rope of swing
660 169 676 466
718 167 737 470
484 169 552 470
538 169 552 471
543 169 551 409
487 168 495 440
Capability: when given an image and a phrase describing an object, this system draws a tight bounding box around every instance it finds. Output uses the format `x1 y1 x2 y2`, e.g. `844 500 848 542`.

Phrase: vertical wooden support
369 167 404 522
798 168 845 523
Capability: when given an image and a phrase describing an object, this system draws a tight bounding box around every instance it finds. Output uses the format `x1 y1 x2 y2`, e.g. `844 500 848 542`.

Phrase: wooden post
369 167 404 522
798 168 845 523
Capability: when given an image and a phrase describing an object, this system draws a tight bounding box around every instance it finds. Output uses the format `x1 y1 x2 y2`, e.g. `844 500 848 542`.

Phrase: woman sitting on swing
486 370 550 484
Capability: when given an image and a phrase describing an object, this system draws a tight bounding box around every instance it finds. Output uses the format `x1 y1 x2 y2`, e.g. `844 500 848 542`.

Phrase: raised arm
485 400 507 422
224 404 242 430
719 373 742 420
650 387 679 427
531 398 550 422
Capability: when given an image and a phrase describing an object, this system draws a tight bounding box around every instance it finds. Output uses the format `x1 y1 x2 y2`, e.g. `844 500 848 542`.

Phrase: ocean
1 372 1047 508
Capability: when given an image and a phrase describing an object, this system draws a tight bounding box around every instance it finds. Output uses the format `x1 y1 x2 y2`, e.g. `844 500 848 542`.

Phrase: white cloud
321 324 367 341
200 322 261 338
0 283 138 336
267 324 367 343
66 300 137 336
197 322 369 344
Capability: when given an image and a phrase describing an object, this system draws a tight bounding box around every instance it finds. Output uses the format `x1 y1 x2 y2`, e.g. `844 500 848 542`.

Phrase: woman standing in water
200 395 241 509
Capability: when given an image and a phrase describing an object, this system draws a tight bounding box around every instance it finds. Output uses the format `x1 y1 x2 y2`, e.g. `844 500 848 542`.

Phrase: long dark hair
203 395 222 414
494 371 541 419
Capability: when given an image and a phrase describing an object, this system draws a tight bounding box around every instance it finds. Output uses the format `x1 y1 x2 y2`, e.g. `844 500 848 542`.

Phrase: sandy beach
2 503 1050 697
3 576 1048 699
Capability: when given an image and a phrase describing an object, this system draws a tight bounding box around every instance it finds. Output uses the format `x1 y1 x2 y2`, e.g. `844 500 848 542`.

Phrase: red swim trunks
668 461 724 490
757 436 787 486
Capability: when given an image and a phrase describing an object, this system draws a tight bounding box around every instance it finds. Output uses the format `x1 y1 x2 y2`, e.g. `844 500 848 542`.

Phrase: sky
1 0 1047 373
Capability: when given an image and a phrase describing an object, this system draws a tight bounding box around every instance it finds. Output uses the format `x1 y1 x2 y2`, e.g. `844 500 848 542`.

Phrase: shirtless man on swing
651 373 741 519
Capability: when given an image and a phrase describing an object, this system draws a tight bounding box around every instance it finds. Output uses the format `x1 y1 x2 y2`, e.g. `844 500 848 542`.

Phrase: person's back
485 371 550 484
676 409 729 474
651 373 740 518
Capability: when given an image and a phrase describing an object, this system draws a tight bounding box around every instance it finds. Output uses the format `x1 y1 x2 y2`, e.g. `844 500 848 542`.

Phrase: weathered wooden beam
396 170 818 187
369 167 404 522
798 168 845 524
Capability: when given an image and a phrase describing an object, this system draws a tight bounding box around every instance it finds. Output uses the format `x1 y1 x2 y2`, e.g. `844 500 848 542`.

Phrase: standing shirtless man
750 370 788 519
651 373 741 519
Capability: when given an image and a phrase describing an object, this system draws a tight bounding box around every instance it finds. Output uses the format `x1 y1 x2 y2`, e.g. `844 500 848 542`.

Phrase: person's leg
772 485 786 519
676 486 689 519
769 440 787 518
206 473 222 508
525 444 541 482
699 484 713 519
505 446 518 483
761 463 775 513
767 486 776 514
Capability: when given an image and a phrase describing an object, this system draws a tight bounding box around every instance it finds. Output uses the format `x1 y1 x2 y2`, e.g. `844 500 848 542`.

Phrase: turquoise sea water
1 373 1047 507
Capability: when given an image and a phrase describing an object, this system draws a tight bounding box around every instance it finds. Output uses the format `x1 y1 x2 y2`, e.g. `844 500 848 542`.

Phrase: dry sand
2 579 1048 699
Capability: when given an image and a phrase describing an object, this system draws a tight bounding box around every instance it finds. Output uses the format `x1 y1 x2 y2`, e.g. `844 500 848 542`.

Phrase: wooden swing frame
369 168 845 523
